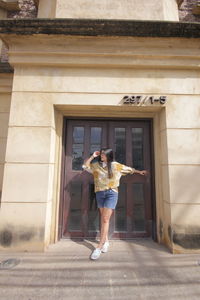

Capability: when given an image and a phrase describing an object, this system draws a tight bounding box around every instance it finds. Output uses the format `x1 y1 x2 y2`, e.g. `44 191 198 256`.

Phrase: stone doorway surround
0 19 199 253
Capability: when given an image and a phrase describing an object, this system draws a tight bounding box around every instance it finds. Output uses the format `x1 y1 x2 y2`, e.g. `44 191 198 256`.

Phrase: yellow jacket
82 161 136 193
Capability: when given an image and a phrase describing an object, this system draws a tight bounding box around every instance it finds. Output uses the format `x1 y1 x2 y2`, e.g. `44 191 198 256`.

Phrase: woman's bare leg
99 208 108 242
97 207 113 249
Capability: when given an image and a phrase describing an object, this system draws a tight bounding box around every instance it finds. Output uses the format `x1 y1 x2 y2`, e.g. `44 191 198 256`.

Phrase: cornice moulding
3 35 200 70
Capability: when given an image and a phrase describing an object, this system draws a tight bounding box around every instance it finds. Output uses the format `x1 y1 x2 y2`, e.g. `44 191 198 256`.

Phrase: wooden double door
59 118 155 239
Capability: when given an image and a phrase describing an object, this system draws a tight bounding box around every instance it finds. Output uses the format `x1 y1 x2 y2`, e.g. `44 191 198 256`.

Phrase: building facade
0 0 200 253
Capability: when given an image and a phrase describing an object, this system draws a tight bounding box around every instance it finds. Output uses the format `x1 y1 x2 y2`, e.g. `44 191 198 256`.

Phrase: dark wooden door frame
58 116 157 241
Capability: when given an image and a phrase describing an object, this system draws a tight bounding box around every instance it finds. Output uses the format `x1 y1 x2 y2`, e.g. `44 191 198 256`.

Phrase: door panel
108 121 151 238
61 119 153 239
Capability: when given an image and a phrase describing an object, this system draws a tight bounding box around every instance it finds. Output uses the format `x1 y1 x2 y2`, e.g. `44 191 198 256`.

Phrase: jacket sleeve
116 162 136 176
82 162 95 174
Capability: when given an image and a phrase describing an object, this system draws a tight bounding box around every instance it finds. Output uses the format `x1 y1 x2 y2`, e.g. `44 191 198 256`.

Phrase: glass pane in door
73 126 84 143
72 126 84 170
90 127 102 155
132 128 144 169
115 128 126 164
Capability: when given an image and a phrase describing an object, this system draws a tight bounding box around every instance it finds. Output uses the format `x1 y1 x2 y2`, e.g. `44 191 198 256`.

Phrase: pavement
0 238 200 300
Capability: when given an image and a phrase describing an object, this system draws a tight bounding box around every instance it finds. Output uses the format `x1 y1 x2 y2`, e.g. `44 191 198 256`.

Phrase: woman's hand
139 170 148 176
83 151 100 169
93 151 100 158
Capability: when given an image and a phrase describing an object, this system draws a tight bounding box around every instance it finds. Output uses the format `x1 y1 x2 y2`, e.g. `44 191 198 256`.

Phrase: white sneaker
90 248 102 260
101 241 109 253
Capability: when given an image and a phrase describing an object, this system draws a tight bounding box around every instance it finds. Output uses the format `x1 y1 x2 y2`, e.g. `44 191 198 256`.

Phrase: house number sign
122 95 167 105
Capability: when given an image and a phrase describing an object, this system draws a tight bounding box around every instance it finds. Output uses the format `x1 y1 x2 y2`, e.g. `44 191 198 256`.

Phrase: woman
82 148 147 260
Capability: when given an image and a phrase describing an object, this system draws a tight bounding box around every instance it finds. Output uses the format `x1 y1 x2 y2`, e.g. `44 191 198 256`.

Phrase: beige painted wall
38 0 179 21
0 34 199 252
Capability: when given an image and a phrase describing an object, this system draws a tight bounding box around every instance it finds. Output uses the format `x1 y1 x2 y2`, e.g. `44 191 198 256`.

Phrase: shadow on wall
158 107 172 249
0 93 11 208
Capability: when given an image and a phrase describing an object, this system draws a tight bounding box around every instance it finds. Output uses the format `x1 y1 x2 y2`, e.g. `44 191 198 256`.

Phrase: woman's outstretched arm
116 162 147 176
134 169 147 176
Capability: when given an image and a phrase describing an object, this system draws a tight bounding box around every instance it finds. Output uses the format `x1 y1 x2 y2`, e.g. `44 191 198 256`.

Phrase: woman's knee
102 213 112 223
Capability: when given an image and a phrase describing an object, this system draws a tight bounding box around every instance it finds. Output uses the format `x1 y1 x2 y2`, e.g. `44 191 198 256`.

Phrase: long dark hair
98 148 114 178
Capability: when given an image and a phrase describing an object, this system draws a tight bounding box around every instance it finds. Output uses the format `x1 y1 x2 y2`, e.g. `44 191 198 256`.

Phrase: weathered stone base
0 225 47 252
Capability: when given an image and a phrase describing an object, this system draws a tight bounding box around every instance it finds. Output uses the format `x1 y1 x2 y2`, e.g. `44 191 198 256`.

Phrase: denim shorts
95 189 118 209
